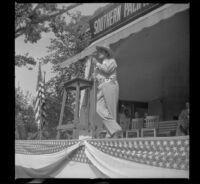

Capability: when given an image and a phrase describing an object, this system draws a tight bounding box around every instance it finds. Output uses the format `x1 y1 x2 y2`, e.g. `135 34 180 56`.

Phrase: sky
15 3 108 97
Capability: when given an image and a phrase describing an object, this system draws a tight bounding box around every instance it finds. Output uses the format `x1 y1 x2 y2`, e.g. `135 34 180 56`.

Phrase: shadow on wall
110 10 189 119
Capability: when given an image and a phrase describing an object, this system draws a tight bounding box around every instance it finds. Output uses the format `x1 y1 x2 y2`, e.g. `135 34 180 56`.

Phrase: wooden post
93 61 97 138
39 121 42 140
56 89 67 139
39 100 43 140
73 81 80 139
93 64 97 115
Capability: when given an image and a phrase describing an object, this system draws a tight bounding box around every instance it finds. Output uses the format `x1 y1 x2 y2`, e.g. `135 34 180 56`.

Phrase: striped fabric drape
34 62 47 129
15 136 189 178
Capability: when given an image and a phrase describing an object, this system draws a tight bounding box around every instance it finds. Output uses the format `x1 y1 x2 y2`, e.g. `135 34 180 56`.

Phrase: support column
56 89 67 139
73 82 80 139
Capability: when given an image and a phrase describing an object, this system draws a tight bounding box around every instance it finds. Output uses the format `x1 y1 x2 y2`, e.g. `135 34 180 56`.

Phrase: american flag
34 62 47 130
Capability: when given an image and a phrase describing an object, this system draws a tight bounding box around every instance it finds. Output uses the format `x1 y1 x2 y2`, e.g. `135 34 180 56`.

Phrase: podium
56 77 93 139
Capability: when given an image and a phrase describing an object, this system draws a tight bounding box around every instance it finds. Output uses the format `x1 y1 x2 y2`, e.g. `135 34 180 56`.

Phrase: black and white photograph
15 3 189 179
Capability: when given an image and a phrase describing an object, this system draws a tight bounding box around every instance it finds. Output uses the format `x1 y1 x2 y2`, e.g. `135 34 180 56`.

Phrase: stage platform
15 136 189 178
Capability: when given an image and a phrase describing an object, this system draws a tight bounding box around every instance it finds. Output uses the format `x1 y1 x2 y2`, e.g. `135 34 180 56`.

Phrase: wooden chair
126 118 144 138
141 116 159 137
157 120 178 137
118 115 130 138
98 130 107 139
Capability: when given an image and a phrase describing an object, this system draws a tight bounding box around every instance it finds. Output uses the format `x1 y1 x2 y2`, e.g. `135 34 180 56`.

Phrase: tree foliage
15 3 82 43
15 53 37 69
15 3 82 67
15 86 37 139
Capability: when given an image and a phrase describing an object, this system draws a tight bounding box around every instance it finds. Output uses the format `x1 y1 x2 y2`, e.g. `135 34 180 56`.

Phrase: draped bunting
15 136 189 178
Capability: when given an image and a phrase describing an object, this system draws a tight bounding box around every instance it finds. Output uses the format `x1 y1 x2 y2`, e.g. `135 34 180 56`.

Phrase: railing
157 120 178 136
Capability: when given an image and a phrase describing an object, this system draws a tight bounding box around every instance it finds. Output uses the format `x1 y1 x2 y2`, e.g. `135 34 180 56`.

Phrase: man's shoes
110 130 123 139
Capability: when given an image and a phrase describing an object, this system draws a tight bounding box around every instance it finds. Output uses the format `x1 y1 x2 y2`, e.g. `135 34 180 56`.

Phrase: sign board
89 3 165 42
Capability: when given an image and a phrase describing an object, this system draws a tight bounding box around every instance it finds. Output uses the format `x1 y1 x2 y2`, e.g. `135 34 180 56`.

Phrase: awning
60 3 189 68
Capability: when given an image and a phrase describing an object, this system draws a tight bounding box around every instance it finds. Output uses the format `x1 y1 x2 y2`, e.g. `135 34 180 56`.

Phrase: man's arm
96 59 117 74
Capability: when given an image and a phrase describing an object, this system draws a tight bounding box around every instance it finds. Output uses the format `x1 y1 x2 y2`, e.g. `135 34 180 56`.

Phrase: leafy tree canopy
15 86 37 139
15 3 82 67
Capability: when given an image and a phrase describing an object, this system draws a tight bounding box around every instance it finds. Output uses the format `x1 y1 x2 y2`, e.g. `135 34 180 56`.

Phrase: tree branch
15 27 27 38
15 3 82 39
32 3 82 24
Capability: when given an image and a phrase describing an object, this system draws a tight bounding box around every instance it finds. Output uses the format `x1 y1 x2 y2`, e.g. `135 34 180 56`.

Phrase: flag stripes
34 62 47 129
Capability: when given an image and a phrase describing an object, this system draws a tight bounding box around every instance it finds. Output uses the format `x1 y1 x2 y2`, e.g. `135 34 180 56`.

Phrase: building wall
111 9 189 120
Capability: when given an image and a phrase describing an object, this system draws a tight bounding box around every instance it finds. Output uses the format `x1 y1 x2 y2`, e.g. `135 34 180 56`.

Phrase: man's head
96 45 113 59
135 112 139 118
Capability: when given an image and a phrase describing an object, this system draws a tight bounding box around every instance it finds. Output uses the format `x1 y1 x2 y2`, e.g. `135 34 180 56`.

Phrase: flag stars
180 164 186 169
140 159 144 163
165 162 170 168
126 150 131 155
150 141 154 145
160 152 165 156
121 150 126 154
161 156 166 161
177 140 182 145
156 141 161 146
140 145 144 149
148 155 153 159
184 140 189 145
173 163 178 168
181 152 186 156
163 141 167 146
134 158 138 162
146 160 150 164
158 162 163 167
146 145 150 150
128 142 132 148
139 141 143 145
177 157 182 163
136 154 141 158
124 142 127 148
165 146 170 151
152 161 156 166
142 154 147 159
131 151 136 156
